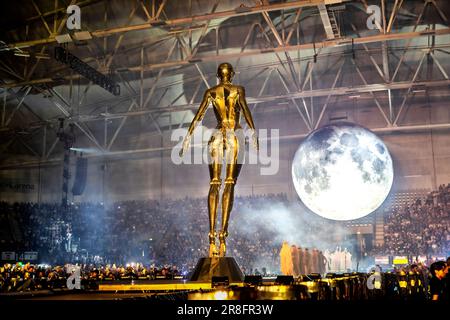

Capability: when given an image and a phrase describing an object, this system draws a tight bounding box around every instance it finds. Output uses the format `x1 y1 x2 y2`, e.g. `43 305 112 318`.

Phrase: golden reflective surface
180 63 258 257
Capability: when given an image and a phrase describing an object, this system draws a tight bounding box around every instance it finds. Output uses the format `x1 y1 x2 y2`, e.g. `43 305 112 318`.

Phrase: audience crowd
0 194 286 274
372 184 450 256
1 259 448 301
0 184 449 288
0 262 184 292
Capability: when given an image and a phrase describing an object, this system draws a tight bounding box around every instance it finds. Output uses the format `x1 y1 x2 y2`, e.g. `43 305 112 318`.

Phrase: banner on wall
23 252 38 261
374 256 389 265
0 180 35 193
393 256 409 265
1 252 16 260
431 256 446 262
417 256 427 263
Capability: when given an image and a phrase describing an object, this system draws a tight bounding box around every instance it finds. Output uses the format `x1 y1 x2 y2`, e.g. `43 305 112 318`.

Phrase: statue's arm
238 86 255 131
186 89 210 137
238 86 259 150
179 89 210 156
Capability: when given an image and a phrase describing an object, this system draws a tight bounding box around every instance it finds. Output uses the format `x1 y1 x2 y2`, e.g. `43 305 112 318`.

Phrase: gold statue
179 62 259 257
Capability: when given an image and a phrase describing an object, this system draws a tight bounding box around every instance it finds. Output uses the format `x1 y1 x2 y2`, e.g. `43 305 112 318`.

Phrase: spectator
429 261 448 301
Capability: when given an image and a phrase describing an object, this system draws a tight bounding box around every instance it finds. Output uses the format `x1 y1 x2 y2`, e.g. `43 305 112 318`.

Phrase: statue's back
208 84 242 130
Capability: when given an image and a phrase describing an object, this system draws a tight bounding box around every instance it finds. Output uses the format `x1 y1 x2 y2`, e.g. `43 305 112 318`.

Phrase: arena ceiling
0 0 450 167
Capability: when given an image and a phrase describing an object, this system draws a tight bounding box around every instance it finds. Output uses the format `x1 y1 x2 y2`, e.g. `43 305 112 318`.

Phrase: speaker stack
72 157 88 196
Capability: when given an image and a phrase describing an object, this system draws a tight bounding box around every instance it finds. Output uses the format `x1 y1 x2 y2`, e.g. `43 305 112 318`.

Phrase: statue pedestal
190 257 244 282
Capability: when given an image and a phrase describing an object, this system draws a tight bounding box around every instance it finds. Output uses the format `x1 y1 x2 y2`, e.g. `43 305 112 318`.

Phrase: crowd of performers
279 242 353 276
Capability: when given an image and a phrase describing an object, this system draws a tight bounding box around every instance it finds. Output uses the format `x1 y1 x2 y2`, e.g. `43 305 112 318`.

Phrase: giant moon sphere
292 123 393 221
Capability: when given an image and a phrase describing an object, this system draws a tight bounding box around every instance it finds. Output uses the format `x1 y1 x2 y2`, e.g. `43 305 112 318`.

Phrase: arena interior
0 0 449 304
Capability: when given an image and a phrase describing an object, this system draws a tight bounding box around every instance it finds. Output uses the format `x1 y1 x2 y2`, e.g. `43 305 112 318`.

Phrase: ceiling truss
0 0 450 167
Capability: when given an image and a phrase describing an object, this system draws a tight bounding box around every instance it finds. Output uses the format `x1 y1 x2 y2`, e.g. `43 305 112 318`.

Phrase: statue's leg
208 163 221 257
207 134 223 258
219 135 241 257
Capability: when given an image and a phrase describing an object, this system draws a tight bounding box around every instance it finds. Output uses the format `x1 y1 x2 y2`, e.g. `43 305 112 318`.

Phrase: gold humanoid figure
179 62 259 257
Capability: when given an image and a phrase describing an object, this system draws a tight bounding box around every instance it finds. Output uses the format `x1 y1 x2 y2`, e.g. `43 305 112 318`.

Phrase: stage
0 274 373 301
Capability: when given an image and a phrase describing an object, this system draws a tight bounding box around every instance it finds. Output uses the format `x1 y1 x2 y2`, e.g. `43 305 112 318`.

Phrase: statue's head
217 62 234 83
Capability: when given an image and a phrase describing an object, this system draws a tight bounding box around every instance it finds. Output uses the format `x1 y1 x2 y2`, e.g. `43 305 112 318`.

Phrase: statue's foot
218 231 227 257
219 242 226 257
209 243 218 257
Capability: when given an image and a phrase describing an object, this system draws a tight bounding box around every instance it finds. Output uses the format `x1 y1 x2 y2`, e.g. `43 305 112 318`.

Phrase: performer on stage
179 62 259 257
333 246 341 272
312 248 319 274
318 250 326 275
280 241 293 275
323 249 331 274
298 246 305 275
343 248 352 271
304 248 311 275
291 245 300 277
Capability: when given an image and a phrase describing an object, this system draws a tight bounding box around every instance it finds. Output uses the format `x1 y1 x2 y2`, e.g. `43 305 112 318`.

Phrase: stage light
213 290 228 300
72 31 92 41
55 34 73 43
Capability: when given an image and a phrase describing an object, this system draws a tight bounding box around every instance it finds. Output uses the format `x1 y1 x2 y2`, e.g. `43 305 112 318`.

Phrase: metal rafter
275 67 312 130
105 0 139 69
429 52 449 79
2 0 450 167
7 0 340 49
103 37 179 150
67 78 450 123
4 86 32 127
133 28 450 73
386 0 404 33
17 135 41 158
353 59 392 126
350 23 385 81
42 86 106 152
249 67 275 114
31 0 53 36
195 64 211 88
314 58 345 129
391 0 429 82
393 51 428 125
108 73 161 151
5 26 450 89
285 8 302 45
21 0 100 25
261 11 300 89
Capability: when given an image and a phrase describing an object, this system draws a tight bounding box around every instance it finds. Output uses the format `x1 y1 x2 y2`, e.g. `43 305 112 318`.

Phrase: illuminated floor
98 280 236 291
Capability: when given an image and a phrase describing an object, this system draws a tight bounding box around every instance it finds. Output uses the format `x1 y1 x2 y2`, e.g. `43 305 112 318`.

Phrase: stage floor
98 279 247 292
0 278 303 300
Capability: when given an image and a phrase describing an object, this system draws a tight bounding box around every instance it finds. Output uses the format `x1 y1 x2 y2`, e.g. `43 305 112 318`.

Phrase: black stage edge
190 257 244 282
